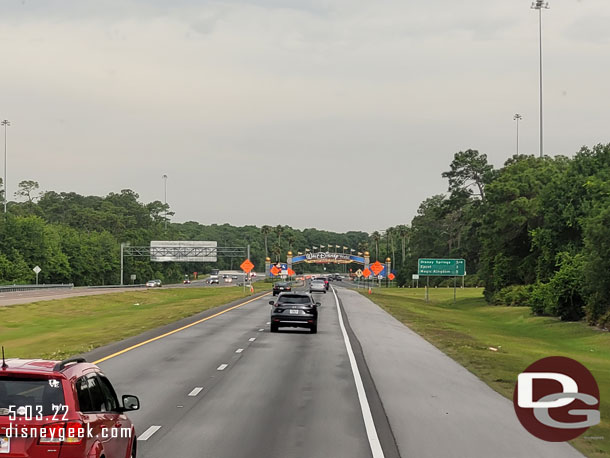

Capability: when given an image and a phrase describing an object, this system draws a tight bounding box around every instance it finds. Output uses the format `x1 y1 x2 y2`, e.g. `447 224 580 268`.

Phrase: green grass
362 287 610 458
0 284 270 360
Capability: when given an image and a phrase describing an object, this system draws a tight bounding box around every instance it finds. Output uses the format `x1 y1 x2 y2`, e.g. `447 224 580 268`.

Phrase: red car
0 357 140 457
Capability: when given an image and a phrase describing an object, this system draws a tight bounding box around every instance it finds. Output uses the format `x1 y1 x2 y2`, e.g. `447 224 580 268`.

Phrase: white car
146 280 156 287
224 277 233 283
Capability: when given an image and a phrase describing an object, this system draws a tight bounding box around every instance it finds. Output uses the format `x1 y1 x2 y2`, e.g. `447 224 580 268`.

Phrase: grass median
0 284 271 360
361 287 610 458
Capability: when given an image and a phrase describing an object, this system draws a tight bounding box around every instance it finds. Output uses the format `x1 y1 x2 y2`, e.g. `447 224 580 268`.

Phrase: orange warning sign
240 259 255 273
270 265 280 276
388 273 396 281
287 268 295 276
370 261 384 276
362 268 371 278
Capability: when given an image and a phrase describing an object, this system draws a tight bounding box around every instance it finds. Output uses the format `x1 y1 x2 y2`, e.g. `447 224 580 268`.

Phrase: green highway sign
418 258 466 277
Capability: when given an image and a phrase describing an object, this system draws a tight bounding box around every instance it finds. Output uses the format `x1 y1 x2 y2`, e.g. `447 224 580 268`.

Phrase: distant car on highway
269 292 319 333
224 277 233 283
309 279 326 294
231 275 238 280
183 279 191 284
146 279 162 287
0 357 140 458
207 277 219 284
273 281 292 296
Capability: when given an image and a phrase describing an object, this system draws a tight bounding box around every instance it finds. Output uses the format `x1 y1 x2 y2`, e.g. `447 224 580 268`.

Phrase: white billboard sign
150 241 217 262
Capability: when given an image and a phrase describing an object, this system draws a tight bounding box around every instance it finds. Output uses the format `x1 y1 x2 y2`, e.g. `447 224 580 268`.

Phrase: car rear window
0 377 65 416
312 280 325 284
278 295 311 304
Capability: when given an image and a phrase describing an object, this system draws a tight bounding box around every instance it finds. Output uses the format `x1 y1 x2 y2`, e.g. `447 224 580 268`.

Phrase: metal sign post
33 265 41 285
418 258 466 304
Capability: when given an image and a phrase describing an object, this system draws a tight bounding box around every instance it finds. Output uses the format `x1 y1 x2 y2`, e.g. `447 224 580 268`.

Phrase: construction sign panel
370 261 384 276
240 259 254 273
362 268 371 278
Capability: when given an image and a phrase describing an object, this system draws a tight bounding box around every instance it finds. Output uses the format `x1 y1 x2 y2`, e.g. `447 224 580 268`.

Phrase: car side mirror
315 302 321 307
269 300 275 305
122 395 140 412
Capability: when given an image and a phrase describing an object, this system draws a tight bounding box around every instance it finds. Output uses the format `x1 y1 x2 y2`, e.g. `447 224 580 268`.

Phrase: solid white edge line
188 387 203 396
217 364 228 371
138 425 161 441
332 287 385 458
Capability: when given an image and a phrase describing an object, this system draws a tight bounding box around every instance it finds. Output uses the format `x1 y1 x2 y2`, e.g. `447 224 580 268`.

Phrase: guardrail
86 284 146 289
0 284 74 293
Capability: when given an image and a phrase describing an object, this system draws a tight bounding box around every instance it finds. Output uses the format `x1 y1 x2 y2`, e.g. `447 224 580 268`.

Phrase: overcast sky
1 0 608 233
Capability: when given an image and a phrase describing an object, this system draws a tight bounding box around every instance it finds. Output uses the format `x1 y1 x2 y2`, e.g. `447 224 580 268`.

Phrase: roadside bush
530 282 553 316
529 253 586 321
545 253 585 321
493 285 533 306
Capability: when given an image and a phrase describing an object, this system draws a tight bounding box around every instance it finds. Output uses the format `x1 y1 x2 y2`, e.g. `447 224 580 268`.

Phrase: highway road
82 283 582 458
0 274 259 307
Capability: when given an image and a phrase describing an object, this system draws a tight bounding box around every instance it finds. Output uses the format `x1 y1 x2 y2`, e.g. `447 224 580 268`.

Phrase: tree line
373 144 610 327
2 142 608 327
0 185 368 286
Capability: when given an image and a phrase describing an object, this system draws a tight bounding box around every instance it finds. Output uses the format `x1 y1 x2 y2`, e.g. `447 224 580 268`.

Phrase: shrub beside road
362 287 610 458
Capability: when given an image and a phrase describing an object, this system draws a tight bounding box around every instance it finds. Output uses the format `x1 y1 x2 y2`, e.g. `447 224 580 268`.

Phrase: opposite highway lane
82 284 582 458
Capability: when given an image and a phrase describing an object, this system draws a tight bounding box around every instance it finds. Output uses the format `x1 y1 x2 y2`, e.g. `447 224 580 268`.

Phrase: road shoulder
337 287 583 458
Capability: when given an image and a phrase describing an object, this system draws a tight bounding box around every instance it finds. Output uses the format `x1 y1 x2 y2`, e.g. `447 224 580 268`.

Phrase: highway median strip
0 286 271 361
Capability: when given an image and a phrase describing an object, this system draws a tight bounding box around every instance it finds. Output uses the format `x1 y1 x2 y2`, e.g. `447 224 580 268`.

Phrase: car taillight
38 421 84 445
39 423 63 444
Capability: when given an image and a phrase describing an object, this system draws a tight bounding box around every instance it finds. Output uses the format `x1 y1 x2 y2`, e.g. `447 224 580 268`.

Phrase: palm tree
397 225 410 265
275 225 283 260
357 241 369 254
287 233 296 253
271 243 281 262
261 225 272 257
370 231 381 260
386 227 396 265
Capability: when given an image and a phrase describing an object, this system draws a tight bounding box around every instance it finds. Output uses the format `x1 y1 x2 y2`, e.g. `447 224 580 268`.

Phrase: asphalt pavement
82 283 584 458
0 274 258 307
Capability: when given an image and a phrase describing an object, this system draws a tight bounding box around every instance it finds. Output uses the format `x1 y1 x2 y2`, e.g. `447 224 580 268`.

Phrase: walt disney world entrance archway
265 250 393 281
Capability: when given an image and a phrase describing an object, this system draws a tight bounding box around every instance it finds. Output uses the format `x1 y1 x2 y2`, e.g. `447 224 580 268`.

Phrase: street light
513 114 523 155
531 0 549 158
162 174 168 230
1 120 10 214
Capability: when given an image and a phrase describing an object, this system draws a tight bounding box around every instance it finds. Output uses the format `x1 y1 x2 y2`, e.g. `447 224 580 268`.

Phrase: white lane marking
332 287 385 458
138 425 162 441
266 322 271 325
248 337 256 342
188 387 203 397
235 348 244 353
258 328 264 332
217 364 228 371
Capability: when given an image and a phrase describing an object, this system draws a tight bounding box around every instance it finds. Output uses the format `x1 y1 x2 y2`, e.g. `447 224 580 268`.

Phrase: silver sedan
309 279 327 294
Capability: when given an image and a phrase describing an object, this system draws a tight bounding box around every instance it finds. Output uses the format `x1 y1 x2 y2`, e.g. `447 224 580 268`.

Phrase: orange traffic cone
368 287 372 295
250 285 254 293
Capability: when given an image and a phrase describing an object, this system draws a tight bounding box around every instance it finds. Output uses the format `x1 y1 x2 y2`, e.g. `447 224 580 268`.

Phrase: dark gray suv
269 293 320 333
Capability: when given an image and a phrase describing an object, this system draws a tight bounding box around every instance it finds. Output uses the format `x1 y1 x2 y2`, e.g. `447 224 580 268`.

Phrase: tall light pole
1 120 10 214
162 174 168 230
531 0 549 158
513 114 522 155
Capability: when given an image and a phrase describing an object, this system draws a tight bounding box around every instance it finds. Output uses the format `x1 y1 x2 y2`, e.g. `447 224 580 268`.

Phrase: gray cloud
0 0 609 232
